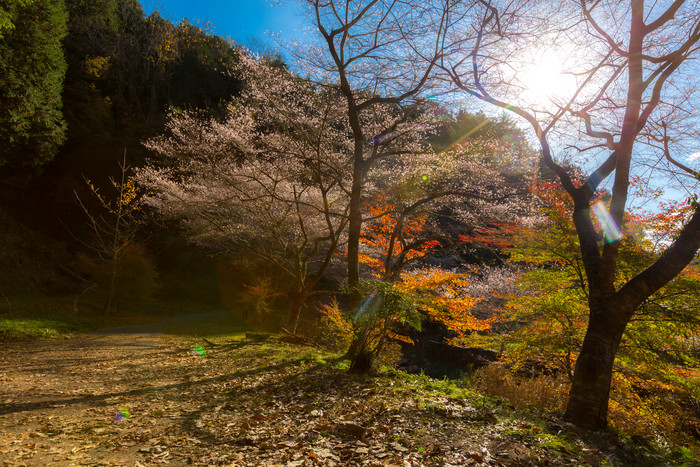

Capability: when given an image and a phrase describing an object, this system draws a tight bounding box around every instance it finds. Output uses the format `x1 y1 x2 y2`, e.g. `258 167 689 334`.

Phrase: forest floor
0 313 688 466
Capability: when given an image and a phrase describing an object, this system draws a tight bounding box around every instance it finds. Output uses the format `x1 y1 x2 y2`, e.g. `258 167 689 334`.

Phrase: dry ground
0 324 637 466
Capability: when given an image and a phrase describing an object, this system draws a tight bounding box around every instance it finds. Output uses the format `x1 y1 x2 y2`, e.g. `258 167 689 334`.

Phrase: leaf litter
0 332 646 466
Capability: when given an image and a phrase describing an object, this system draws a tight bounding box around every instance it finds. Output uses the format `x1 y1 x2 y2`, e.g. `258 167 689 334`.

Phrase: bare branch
661 122 699 179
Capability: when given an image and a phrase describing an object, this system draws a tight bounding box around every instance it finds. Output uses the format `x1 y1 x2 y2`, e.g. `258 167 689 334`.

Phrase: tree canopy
439 0 700 429
0 0 67 176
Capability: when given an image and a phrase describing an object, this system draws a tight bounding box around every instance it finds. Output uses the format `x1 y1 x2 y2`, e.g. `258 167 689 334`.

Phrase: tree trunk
344 316 370 362
103 296 114 317
347 150 364 296
347 319 375 373
285 287 311 335
103 258 118 317
564 304 629 430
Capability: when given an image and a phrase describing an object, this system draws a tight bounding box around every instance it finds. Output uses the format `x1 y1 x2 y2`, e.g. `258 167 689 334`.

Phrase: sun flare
517 54 577 105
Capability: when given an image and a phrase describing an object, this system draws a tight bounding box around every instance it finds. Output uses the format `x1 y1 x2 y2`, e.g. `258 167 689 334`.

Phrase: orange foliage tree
359 199 441 281
335 199 492 370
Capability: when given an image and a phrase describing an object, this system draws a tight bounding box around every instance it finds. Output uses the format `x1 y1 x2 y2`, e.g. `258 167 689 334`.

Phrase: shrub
75 242 159 313
237 276 283 325
470 363 569 412
314 297 353 350
348 280 423 372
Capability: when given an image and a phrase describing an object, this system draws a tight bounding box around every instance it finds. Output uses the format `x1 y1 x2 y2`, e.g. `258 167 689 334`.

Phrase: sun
516 53 577 105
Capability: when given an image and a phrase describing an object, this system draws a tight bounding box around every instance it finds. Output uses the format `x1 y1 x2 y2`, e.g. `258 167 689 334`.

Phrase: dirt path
0 310 257 467
1 320 612 466
0 330 219 466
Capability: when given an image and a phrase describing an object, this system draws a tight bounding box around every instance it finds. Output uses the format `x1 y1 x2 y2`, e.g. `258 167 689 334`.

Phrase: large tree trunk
347 189 362 292
565 208 700 430
564 303 629 429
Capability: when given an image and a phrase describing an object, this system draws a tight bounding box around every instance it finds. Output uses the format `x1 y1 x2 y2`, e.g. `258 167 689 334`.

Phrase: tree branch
614 206 700 317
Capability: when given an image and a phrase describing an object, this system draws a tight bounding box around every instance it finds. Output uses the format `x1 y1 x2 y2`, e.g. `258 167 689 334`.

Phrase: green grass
0 292 255 342
0 296 103 340
0 295 189 341
0 316 82 340
0 318 93 341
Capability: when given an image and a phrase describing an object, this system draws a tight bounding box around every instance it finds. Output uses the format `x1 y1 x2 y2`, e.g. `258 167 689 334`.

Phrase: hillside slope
0 206 77 297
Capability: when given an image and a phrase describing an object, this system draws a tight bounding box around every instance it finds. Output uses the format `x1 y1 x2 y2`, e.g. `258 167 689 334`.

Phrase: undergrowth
0 295 231 341
469 363 569 412
467 363 700 464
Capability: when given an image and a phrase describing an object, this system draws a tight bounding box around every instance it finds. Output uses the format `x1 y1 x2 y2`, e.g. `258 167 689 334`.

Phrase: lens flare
354 290 380 321
115 408 131 421
191 345 206 357
591 202 622 242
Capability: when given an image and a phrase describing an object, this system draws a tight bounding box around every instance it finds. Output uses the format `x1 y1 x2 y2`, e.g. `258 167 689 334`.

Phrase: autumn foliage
360 200 489 332
359 200 441 279
329 200 493 369
474 182 700 443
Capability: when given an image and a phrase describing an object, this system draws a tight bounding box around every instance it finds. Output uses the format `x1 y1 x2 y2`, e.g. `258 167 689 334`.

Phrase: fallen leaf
341 422 367 440
390 442 408 452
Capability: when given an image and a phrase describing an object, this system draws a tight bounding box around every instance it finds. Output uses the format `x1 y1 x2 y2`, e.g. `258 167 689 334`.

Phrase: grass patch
0 295 232 341
0 296 103 341
0 317 80 340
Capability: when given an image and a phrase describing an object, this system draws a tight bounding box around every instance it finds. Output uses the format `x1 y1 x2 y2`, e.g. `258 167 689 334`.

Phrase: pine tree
0 0 67 176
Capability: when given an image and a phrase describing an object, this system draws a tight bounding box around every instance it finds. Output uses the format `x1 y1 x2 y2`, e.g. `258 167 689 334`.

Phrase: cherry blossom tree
139 53 446 333
139 55 352 333
294 0 468 292
360 140 529 281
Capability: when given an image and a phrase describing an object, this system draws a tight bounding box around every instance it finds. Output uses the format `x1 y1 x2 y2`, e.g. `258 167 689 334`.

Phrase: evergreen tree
0 0 35 36
0 0 67 175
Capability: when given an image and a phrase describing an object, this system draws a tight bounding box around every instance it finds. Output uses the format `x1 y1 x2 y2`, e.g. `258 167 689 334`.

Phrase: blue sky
139 0 305 51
